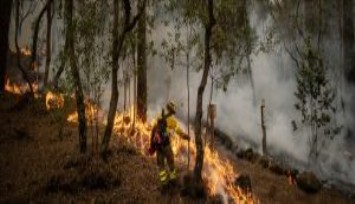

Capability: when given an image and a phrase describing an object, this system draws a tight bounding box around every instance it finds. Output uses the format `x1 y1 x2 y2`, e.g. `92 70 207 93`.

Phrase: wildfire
66 104 255 203
45 91 64 110
5 78 39 96
114 106 256 203
287 170 296 186
66 100 103 123
21 46 31 56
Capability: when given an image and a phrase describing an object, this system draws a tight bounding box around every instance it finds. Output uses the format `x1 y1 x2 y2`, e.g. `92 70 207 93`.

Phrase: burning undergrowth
1 85 355 203
71 105 257 203
3 75 254 202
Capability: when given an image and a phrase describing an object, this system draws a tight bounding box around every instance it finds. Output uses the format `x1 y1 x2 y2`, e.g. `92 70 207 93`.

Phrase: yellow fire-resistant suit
151 111 188 185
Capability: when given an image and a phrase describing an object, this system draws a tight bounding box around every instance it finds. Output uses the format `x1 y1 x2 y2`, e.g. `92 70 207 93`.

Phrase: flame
45 91 64 110
4 78 38 96
21 46 31 56
5 79 22 95
66 100 102 123
66 105 256 203
287 170 296 186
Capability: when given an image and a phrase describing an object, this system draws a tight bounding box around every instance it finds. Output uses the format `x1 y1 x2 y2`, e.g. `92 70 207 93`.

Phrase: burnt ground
0 92 354 203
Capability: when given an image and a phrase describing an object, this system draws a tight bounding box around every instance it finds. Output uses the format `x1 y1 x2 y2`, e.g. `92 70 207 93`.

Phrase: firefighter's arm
174 122 190 141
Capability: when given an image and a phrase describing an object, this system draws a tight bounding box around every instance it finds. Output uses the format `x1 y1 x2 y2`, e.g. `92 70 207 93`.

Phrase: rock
296 171 322 193
234 174 252 195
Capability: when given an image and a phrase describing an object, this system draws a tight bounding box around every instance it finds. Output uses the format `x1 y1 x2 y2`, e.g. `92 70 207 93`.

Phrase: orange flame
45 91 64 110
67 105 256 203
287 170 296 186
21 47 31 56
4 78 38 96
66 101 103 123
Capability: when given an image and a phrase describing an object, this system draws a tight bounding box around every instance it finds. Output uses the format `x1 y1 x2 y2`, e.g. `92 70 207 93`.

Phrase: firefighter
149 101 190 189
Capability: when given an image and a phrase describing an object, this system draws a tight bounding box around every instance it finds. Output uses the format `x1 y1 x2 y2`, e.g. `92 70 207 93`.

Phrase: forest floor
0 91 355 203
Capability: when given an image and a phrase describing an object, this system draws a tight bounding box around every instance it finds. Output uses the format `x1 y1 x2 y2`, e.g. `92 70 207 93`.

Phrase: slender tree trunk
14 0 34 95
193 0 215 183
31 0 54 71
44 1 53 88
186 23 191 169
102 0 120 155
52 40 68 89
261 99 267 155
343 0 355 138
343 0 355 84
304 0 316 35
0 0 12 93
137 1 147 122
131 42 137 130
66 0 87 153
123 68 127 112
101 0 145 154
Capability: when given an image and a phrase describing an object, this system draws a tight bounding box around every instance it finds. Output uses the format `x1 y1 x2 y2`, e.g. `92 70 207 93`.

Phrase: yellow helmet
166 100 176 114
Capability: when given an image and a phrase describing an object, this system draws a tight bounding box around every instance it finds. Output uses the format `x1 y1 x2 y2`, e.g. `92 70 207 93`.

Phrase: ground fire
65 105 256 203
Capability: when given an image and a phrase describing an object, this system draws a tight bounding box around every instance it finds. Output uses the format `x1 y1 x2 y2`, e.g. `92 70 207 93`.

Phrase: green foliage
75 1 110 106
294 38 341 159
160 0 256 92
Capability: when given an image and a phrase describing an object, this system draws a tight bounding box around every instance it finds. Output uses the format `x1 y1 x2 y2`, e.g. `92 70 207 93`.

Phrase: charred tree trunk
136 1 147 122
193 0 216 183
0 0 12 93
101 0 146 155
66 0 87 153
44 1 53 88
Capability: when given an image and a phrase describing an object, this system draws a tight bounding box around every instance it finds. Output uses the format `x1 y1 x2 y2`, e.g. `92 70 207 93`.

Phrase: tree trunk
304 0 316 35
66 0 87 153
14 0 34 95
343 0 355 138
31 0 54 71
101 0 145 154
261 99 267 155
186 23 191 169
343 0 355 84
102 0 120 155
136 1 147 122
44 1 53 88
52 40 68 89
0 0 12 93
193 0 215 183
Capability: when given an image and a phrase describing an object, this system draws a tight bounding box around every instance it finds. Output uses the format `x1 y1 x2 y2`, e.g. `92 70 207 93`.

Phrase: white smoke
143 0 355 192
